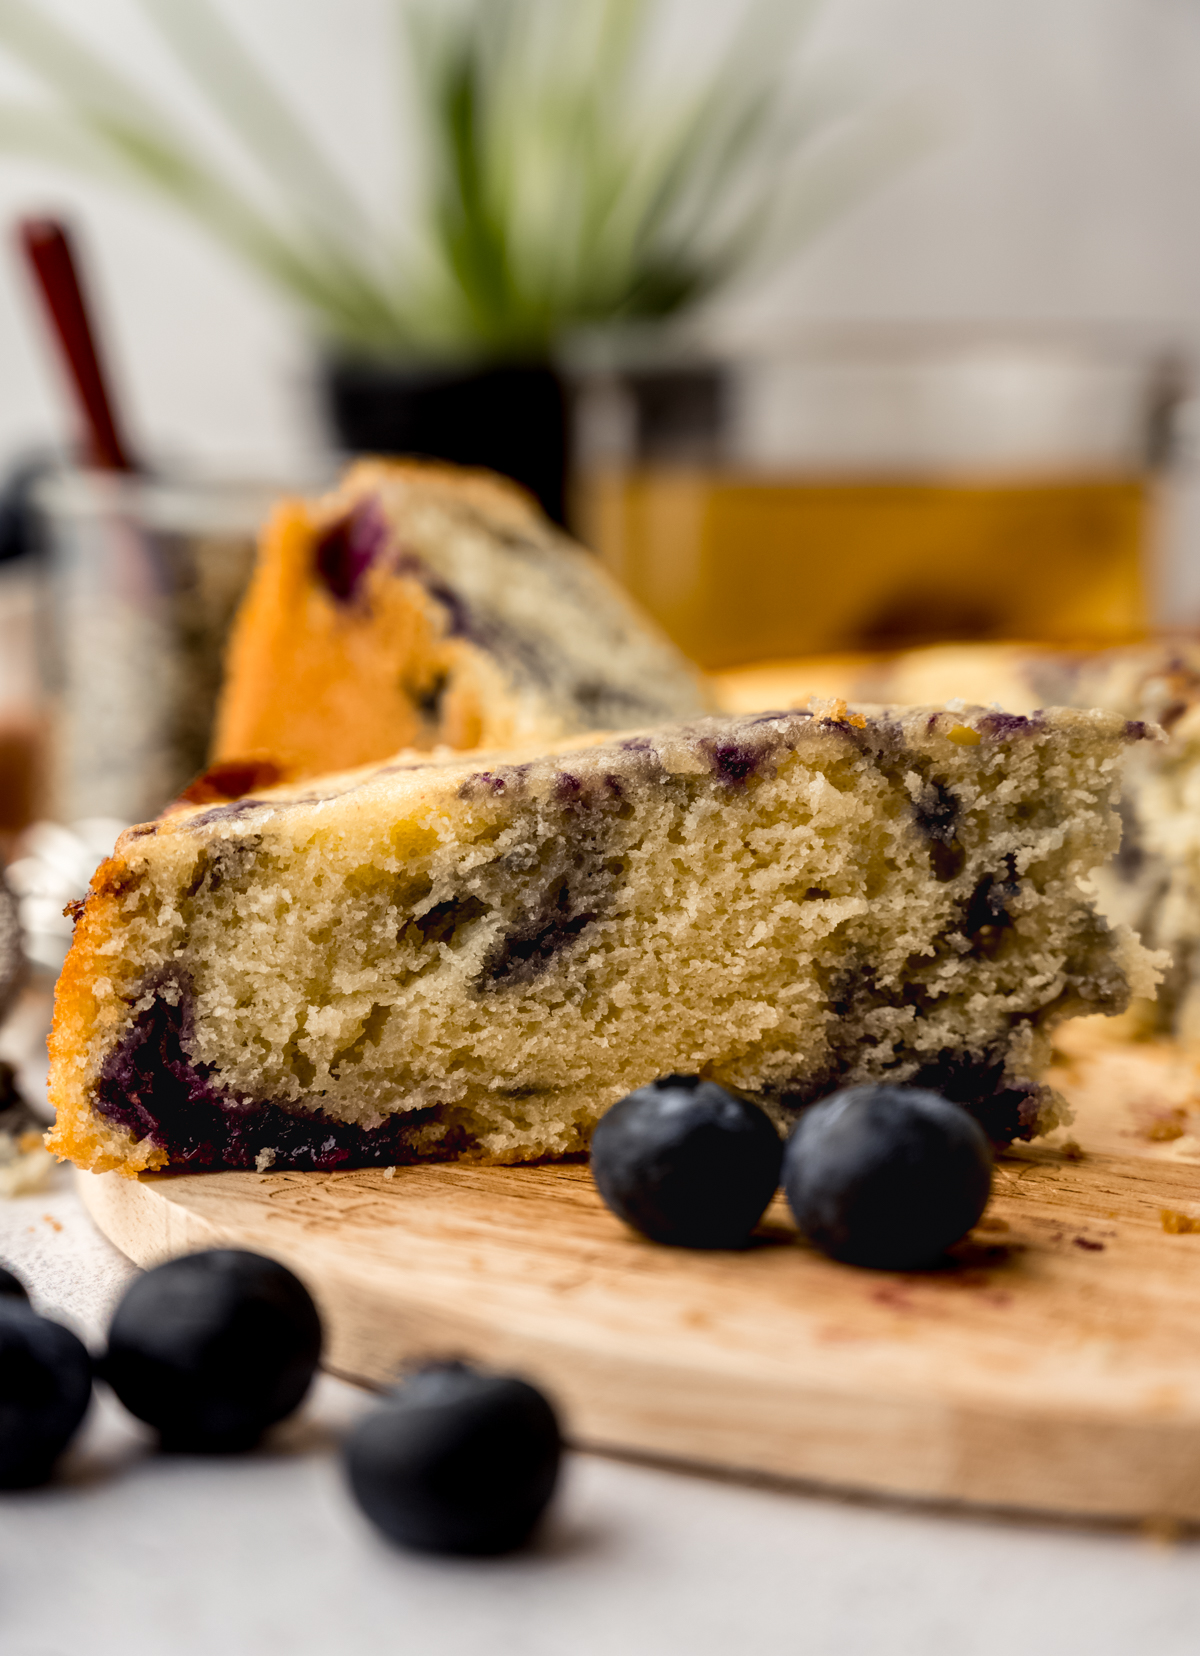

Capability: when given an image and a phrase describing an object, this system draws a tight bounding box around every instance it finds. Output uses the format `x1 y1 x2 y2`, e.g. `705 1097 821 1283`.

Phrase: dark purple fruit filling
393 549 568 694
785 955 1044 1148
424 577 473 639
911 776 964 882
976 710 1041 740
695 718 826 789
95 987 460 1173
553 770 584 802
481 877 600 987
909 1048 1043 1145
184 836 263 900
393 552 476 639
412 895 488 946
700 739 768 788
552 769 625 807
962 856 1020 954
475 790 623 988
188 798 273 830
911 777 957 840
458 770 511 800
411 671 449 723
314 499 389 603
572 680 659 720
459 760 628 809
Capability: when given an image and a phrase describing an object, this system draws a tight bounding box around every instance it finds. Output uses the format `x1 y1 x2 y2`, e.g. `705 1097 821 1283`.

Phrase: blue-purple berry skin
590 1077 783 1249
0 1304 92 1487
103 1249 322 1453
783 1085 993 1270
0 1263 27 1301
344 1363 561 1555
313 500 387 602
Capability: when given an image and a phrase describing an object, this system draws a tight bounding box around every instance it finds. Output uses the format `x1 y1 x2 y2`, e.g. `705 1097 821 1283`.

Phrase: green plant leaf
0 0 926 357
134 0 376 251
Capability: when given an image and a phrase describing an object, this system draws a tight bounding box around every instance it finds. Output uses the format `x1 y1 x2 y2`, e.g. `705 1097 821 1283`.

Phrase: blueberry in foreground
345 1362 562 1555
0 1304 92 1487
103 1249 322 1452
0 1263 27 1300
784 1085 994 1270
590 1076 783 1249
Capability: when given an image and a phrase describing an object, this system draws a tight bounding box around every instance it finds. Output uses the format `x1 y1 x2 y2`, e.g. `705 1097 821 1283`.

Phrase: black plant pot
322 359 567 526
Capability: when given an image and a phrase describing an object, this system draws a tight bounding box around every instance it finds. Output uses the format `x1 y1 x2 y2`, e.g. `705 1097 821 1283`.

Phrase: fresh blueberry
590 1076 782 1249
783 1084 993 1270
0 1304 92 1487
344 1362 561 1555
0 1263 27 1301
102 1249 322 1452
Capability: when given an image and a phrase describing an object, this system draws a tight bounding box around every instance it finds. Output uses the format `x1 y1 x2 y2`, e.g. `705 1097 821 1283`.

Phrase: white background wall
2 0 1200 481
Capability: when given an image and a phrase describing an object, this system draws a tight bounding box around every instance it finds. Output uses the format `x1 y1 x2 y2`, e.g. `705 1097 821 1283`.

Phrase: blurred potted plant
0 0 919 519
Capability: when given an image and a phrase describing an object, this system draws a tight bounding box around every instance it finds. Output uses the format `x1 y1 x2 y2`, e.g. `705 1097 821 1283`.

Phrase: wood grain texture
78 1022 1200 1521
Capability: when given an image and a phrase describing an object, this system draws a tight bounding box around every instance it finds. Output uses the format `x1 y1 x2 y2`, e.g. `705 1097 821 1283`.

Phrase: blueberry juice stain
314 499 389 603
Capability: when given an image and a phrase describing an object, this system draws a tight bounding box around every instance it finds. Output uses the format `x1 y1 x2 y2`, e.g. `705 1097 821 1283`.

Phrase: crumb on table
1160 1208 1200 1234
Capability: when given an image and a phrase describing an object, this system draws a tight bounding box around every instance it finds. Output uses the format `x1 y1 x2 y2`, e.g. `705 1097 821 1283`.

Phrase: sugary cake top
130 701 1157 858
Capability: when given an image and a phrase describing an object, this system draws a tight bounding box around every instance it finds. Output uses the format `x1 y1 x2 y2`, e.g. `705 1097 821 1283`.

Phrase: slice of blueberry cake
48 702 1161 1177
211 458 710 784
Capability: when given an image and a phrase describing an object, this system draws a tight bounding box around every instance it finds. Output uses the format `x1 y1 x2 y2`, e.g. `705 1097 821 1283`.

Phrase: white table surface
2 1164 1200 1656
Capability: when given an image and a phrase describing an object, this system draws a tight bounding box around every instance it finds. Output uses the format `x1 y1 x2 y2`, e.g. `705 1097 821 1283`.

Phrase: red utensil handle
18 217 136 472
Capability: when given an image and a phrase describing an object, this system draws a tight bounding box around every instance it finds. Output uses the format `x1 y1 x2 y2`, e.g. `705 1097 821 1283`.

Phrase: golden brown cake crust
48 835 170 1175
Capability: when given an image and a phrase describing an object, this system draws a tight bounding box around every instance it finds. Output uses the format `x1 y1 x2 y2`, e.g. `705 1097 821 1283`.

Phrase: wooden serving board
79 1022 1200 1523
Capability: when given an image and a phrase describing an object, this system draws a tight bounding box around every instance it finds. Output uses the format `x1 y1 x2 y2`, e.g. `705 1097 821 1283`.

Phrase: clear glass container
0 558 45 856
32 470 281 825
571 331 1182 671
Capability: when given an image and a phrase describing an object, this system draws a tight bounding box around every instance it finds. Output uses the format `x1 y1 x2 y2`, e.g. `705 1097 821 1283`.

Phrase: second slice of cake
211 458 710 782
49 702 1160 1176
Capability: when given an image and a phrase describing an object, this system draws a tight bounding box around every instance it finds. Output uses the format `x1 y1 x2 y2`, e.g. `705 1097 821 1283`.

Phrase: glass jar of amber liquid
570 333 1178 671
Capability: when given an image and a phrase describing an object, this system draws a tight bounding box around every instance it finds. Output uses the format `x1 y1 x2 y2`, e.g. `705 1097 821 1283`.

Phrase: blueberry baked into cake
212 458 710 784
719 642 1200 1037
48 700 1159 1176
